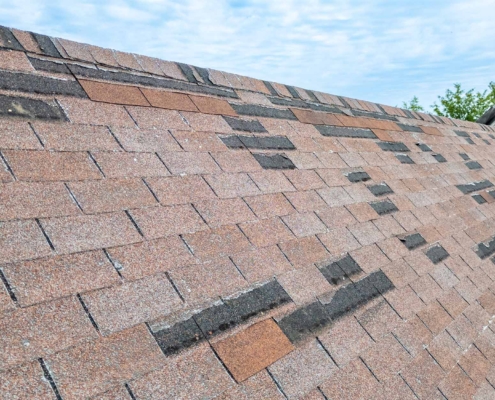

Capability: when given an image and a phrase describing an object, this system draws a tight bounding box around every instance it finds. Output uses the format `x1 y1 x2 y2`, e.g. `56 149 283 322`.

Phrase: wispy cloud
0 0 493 109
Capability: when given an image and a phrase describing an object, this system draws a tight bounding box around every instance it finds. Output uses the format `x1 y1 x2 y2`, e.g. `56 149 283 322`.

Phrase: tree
431 82 495 122
402 96 424 112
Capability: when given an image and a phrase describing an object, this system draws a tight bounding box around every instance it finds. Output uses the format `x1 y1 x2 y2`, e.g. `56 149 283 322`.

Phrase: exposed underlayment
1 24 495 399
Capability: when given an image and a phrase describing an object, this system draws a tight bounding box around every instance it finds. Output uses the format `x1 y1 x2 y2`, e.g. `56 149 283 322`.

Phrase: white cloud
0 0 494 110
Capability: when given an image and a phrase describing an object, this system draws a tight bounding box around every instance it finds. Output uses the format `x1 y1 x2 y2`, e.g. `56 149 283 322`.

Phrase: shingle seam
39 358 63 400
77 293 100 333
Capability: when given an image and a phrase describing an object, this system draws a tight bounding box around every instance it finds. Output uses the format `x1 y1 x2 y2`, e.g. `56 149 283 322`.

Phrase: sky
1 0 494 110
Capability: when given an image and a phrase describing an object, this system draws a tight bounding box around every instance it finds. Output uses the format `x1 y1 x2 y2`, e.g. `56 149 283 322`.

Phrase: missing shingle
378 141 410 152
369 200 399 215
459 153 470 160
395 154 414 164
432 154 447 163
416 143 431 152
253 153 296 170
472 194 487 205
425 245 449 264
466 161 482 170
222 116 267 132
31 33 61 57
346 171 371 183
368 182 394 197
456 180 493 194
230 104 297 120
316 125 377 139
400 233 427 250
153 317 205 356
397 124 424 133
39 358 63 400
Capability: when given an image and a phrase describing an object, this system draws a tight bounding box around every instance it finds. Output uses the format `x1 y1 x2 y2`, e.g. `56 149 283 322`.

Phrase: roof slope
1 25 495 399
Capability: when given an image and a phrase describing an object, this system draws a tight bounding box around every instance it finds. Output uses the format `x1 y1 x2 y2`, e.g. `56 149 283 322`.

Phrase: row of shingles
4 27 495 396
0 71 252 400
28 102 410 396
241 118 495 396
283 197 495 398
0 89 248 398
8 30 495 396
7 23 494 136
4 112 488 400
0 110 178 400
314 136 495 398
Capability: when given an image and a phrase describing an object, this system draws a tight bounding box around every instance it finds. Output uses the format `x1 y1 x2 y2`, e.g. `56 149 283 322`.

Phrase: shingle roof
1 24 495 399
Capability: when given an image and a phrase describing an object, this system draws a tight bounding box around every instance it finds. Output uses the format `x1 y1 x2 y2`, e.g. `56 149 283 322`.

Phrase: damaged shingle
397 123 423 133
237 135 295 150
320 254 362 285
459 153 470 161
277 302 330 342
476 237 495 259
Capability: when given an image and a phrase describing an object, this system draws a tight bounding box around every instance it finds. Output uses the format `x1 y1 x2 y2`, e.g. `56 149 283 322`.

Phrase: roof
1 24 495 399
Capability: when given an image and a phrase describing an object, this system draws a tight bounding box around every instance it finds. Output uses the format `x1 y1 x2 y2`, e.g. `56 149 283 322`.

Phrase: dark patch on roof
316 125 377 139
397 123 423 133
253 153 296 170
416 143 432 152
346 171 371 183
432 154 447 163
0 94 67 121
176 63 197 83
368 183 394 197
0 26 23 51
152 318 205 356
222 116 267 132
28 56 71 75
377 142 410 152
466 161 482 170
230 103 297 120
472 194 487 205
395 154 415 164
456 180 493 194
400 233 427 250
425 245 449 264
459 153 470 161
0 70 87 98
31 32 61 58
370 199 399 215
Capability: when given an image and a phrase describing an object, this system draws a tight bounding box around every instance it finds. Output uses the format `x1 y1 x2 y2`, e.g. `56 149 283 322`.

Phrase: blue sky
1 0 494 110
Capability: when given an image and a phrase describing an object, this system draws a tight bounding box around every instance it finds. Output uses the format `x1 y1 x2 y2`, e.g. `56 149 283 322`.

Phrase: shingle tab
230 104 297 120
370 199 399 215
316 125 377 138
222 116 267 132
253 153 296 170
425 245 449 264
377 141 410 152
368 183 394 197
